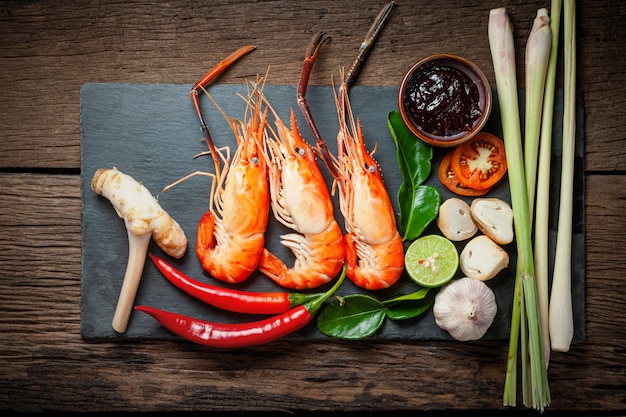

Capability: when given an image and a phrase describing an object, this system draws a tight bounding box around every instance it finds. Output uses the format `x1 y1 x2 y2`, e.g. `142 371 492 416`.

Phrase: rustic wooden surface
1 0 625 415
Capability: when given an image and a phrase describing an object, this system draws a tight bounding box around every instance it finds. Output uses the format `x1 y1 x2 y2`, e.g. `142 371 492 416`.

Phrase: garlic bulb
433 277 497 341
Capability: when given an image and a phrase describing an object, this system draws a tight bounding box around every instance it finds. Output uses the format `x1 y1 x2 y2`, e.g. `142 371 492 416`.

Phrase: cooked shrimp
296 20 403 290
194 83 270 284
167 46 270 283
332 80 404 290
257 103 345 290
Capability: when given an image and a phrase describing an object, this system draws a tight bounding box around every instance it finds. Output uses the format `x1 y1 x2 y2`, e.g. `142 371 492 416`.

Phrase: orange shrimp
332 80 404 290
257 103 345 290
195 90 270 283
185 46 270 283
295 6 402 290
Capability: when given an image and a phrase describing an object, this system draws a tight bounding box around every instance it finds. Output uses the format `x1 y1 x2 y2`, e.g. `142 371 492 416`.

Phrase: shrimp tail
196 211 217 259
343 233 358 283
258 249 289 285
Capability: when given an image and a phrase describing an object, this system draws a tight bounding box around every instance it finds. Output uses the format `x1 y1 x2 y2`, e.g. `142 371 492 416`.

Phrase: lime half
405 235 459 288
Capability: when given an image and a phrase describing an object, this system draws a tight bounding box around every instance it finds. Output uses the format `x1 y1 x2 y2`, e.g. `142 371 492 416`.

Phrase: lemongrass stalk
549 0 576 353
489 8 550 411
490 10 522 404
524 8 551 219
535 0 562 367
524 8 551 370
519 284 529 405
503 262 521 407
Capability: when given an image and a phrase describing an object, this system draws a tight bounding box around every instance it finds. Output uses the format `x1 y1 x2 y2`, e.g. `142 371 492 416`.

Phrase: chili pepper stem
305 266 347 314
334 294 346 306
288 292 326 307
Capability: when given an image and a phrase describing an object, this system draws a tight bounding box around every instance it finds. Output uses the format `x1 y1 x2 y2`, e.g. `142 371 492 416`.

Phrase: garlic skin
433 277 498 341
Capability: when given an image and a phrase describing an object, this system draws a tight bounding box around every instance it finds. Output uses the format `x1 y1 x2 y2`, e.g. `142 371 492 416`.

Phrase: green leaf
397 184 441 241
384 289 435 320
388 110 433 186
317 295 387 340
388 111 441 241
382 288 431 304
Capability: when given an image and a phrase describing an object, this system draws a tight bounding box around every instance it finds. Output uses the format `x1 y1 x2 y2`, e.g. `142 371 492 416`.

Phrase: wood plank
0 1 625 171
0 173 624 412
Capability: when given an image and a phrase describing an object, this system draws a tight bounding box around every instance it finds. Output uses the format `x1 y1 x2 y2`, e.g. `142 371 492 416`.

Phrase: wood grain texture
1 0 625 414
1 0 625 171
0 173 624 413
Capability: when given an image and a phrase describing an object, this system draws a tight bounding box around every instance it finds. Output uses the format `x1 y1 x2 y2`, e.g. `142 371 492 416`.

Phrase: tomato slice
438 151 491 197
451 132 507 190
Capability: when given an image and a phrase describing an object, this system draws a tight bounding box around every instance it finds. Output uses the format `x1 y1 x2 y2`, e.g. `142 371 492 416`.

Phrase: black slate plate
80 83 584 342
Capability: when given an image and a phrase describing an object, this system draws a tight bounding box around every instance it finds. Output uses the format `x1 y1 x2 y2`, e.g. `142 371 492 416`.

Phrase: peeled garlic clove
437 198 478 241
470 198 514 245
433 277 498 341
459 235 509 281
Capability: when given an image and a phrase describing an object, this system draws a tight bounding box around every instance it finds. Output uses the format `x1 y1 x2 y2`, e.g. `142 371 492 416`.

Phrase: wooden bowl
398 54 492 147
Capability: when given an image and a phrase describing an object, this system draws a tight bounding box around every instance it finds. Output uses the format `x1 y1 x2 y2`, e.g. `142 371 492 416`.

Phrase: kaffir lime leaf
405 235 458 288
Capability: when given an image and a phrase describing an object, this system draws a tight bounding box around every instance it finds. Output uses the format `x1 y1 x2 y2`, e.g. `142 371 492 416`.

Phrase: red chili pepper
148 253 322 315
135 266 346 348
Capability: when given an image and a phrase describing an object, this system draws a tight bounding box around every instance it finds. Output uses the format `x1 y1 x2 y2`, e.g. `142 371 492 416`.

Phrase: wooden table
1 0 625 414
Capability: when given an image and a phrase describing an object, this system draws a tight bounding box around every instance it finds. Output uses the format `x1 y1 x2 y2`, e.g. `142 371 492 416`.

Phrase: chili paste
403 64 483 138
